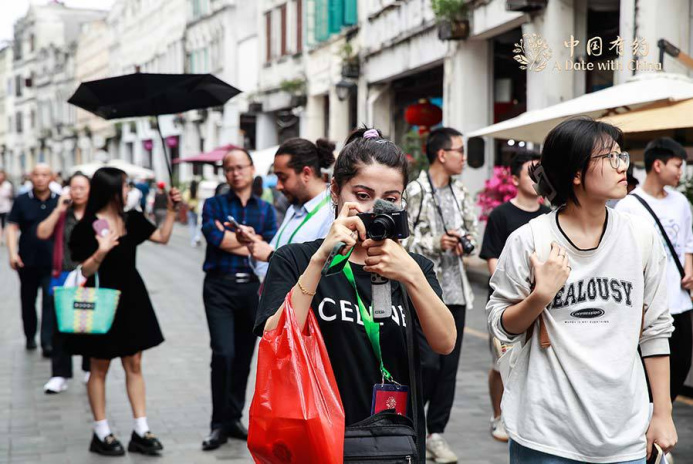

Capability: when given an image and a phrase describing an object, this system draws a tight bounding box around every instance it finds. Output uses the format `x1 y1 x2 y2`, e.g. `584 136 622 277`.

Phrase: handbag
53 266 121 334
248 289 345 464
343 281 423 463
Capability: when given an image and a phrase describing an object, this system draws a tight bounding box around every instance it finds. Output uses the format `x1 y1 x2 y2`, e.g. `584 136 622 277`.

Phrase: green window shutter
344 0 357 25
315 0 329 42
328 0 344 34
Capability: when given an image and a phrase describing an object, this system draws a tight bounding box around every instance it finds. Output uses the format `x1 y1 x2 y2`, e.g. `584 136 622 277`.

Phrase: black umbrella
68 73 241 181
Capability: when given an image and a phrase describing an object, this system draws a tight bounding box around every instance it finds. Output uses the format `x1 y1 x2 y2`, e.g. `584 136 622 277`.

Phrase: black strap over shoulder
412 180 425 227
631 193 685 278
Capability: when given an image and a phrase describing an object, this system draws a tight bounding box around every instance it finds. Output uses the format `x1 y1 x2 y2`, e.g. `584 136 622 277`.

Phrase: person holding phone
36 172 91 394
66 167 181 456
199 148 277 451
255 128 456 459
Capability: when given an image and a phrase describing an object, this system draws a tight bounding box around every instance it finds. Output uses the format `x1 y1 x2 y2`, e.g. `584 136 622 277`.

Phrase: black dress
66 211 164 360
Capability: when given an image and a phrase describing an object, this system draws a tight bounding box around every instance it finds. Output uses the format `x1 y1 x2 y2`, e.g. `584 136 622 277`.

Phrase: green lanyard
274 195 330 246
342 260 394 383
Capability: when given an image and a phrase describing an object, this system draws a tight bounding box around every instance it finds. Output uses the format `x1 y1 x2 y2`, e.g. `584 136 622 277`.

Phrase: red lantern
404 99 442 127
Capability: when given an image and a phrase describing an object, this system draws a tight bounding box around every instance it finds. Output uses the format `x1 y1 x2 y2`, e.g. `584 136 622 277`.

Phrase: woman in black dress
68 167 181 456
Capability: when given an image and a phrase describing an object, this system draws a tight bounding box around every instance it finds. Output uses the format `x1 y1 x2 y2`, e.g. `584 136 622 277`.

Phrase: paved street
1 225 692 463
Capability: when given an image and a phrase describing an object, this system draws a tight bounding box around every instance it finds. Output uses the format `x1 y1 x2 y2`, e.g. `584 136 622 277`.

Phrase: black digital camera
357 210 410 241
458 234 475 255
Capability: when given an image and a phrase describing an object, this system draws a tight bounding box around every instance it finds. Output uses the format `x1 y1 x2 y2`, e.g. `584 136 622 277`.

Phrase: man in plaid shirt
200 148 277 451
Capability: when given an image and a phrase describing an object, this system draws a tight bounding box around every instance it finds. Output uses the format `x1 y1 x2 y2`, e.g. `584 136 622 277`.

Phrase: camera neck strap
342 261 394 383
426 171 463 235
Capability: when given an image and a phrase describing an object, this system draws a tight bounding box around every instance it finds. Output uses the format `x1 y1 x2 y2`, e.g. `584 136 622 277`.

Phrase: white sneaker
490 415 509 442
83 372 91 384
44 377 68 394
426 433 458 463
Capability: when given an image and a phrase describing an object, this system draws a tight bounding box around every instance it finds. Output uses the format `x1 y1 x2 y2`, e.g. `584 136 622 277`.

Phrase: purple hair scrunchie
363 129 379 139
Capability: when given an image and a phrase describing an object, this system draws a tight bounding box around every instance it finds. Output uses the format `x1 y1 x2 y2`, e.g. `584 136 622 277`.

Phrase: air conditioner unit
506 0 548 12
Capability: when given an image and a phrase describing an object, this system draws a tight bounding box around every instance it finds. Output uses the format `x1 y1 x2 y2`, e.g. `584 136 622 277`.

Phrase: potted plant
280 78 307 108
432 0 470 41
339 42 360 79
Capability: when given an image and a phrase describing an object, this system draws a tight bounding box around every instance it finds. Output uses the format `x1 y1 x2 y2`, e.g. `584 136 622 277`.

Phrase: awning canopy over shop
597 97 693 133
174 144 244 164
466 73 693 144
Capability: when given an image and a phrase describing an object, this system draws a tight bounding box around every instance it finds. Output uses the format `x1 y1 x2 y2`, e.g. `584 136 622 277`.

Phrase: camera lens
369 215 396 241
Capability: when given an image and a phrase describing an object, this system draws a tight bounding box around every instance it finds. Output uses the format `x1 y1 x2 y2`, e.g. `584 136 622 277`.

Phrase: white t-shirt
0 181 13 214
616 187 693 315
487 209 673 463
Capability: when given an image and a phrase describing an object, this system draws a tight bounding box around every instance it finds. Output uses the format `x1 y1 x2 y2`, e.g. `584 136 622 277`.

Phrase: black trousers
419 304 466 434
670 311 693 401
18 266 54 349
203 274 259 431
51 328 90 378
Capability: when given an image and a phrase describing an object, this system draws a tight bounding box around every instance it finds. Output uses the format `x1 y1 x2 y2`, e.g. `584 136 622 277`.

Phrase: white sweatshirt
487 208 673 463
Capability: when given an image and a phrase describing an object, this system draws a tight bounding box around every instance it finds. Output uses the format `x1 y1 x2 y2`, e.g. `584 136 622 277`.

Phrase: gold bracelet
297 276 316 296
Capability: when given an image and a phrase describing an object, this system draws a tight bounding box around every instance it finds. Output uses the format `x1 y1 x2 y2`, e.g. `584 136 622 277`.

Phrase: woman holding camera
67 167 181 456
255 128 456 458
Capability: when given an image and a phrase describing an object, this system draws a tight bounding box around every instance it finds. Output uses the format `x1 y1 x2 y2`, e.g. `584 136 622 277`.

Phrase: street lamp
336 79 357 101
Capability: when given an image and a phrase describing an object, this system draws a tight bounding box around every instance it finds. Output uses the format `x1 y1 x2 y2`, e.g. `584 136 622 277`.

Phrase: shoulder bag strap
528 215 552 348
398 282 424 460
631 193 685 279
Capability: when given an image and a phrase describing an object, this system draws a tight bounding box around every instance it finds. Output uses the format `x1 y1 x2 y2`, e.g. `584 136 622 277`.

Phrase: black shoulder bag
631 193 685 279
343 282 424 463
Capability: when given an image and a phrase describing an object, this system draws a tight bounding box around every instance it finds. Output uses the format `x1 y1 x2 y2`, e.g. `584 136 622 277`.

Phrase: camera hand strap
342 261 394 383
426 171 463 236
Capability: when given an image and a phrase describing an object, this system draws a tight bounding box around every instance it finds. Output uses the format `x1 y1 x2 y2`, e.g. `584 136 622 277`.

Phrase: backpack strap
528 214 553 349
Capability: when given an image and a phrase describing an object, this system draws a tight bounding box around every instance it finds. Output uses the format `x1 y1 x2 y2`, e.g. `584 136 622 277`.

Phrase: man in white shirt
616 137 693 401
246 138 336 280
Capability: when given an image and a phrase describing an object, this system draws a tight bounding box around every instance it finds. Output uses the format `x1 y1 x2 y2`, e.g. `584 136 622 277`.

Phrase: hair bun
315 138 336 168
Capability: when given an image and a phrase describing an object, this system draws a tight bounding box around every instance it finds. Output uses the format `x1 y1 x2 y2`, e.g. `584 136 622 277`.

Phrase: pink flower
476 166 517 221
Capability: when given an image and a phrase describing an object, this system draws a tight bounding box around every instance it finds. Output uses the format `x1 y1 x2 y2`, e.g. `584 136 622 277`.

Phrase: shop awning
466 73 693 144
598 97 693 133
174 144 244 164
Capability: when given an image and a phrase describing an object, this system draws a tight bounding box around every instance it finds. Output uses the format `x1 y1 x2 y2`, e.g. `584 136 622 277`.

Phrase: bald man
199 148 277 450
7 164 60 355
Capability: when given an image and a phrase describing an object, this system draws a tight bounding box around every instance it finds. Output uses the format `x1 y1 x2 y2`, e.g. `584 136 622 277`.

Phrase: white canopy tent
68 159 155 179
466 73 693 144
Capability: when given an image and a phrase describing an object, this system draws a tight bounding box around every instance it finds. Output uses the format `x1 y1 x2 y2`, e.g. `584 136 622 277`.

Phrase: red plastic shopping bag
248 289 345 464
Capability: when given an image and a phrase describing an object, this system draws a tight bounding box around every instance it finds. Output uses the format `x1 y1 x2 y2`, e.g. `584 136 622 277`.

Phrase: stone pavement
0 225 692 463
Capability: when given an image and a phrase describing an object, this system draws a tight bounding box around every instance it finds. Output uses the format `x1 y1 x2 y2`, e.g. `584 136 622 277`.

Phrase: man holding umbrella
200 148 277 451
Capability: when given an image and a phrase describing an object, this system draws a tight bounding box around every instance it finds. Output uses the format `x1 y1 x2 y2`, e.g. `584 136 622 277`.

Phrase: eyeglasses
592 151 630 170
444 147 465 155
224 164 252 174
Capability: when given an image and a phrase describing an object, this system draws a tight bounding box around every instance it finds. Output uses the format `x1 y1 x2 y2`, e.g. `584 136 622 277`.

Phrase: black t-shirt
480 201 550 297
7 191 58 268
479 201 551 261
255 239 443 426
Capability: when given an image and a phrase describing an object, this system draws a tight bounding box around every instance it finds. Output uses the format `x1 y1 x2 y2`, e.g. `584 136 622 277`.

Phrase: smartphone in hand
92 219 110 237
647 444 664 464
226 215 241 230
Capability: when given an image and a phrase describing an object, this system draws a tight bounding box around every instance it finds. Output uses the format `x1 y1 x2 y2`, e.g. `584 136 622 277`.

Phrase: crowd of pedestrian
1 117 691 463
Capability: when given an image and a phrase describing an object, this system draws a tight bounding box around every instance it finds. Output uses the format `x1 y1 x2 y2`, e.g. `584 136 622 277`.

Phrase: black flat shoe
89 433 125 456
227 420 248 441
128 431 163 455
42 348 53 358
26 339 37 350
202 428 228 451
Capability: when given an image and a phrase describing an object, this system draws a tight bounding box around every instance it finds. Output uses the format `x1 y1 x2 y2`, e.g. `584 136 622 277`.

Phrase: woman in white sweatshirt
487 118 677 463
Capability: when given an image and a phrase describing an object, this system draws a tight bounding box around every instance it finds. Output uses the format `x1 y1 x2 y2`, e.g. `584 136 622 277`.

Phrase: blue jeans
187 210 200 244
509 440 646 464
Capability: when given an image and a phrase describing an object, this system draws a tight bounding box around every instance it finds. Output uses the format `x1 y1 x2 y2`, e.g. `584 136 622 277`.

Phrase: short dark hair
275 137 335 177
425 127 463 164
510 151 541 177
644 137 686 172
333 127 409 191
531 117 623 207
68 171 90 186
225 147 253 166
